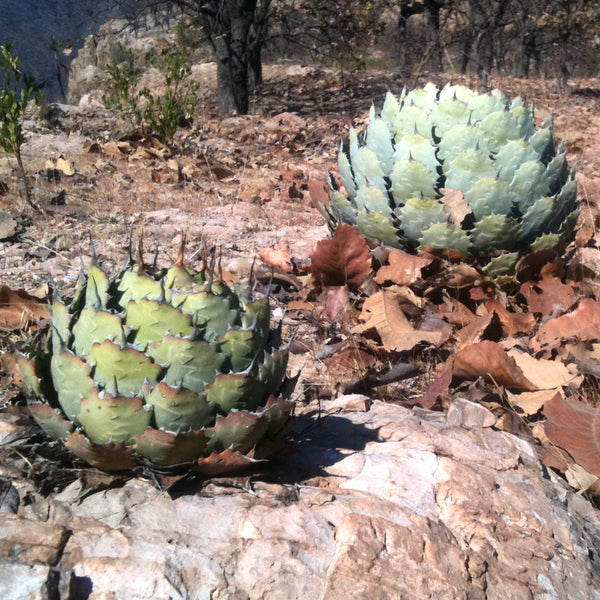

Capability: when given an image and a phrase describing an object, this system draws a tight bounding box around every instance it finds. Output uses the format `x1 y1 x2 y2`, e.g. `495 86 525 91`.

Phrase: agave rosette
325 83 579 276
18 248 297 474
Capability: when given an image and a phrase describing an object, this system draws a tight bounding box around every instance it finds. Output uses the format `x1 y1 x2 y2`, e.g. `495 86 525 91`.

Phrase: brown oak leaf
0 285 50 331
310 224 371 288
453 340 536 390
519 276 578 317
373 249 432 286
353 290 448 351
530 298 600 354
544 393 600 479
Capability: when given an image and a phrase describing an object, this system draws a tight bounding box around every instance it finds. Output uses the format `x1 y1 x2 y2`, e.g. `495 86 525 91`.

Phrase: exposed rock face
1 0 122 102
1 399 600 599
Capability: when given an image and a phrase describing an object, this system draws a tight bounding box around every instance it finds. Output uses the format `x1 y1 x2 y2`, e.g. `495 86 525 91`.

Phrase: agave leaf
117 267 163 306
258 349 289 392
366 110 394 175
89 340 161 397
71 306 125 356
529 127 554 162
479 110 524 152
530 233 561 252
393 105 431 140
546 153 569 194
135 428 209 466
50 350 95 420
193 448 257 476
29 403 73 441
65 431 136 471
352 147 386 190
511 105 536 139
148 335 224 393
145 381 216 432
85 264 110 308
467 92 508 122
439 84 476 103
176 291 238 340
17 355 42 397
494 140 539 182
260 395 296 438
206 411 269 454
219 328 264 373
394 133 439 176
241 298 270 340
51 300 71 354
430 99 472 137
77 388 152 444
390 159 436 203
445 149 495 192
164 264 195 292
338 148 357 199
399 198 447 243
206 373 266 413
355 185 393 218
471 215 523 252
381 91 400 127
521 196 554 239
483 253 519 278
437 124 488 166
125 298 193 347
419 223 472 255
404 84 438 110
510 161 550 213
465 177 514 221
355 211 402 249
330 190 358 225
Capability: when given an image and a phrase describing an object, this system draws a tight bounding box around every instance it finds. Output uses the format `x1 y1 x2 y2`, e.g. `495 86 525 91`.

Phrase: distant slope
0 0 123 101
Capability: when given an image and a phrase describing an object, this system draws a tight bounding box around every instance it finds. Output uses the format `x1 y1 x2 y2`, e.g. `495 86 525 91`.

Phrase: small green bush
0 42 42 208
103 45 197 144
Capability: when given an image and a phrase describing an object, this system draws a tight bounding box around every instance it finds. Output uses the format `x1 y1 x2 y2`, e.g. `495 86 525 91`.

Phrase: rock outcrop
1 398 600 599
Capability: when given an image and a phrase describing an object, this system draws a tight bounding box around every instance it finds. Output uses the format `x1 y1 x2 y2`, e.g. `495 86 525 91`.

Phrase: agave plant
17 242 296 474
323 82 578 276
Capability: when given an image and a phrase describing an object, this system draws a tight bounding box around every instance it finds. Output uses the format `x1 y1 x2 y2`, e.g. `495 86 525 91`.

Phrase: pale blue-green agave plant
324 83 579 276
18 246 296 474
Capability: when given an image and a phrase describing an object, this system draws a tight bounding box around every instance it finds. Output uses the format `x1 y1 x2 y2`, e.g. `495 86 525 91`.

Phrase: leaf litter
2 69 600 495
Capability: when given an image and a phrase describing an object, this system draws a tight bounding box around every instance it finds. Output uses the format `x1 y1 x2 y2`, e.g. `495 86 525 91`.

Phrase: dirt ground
1 64 600 406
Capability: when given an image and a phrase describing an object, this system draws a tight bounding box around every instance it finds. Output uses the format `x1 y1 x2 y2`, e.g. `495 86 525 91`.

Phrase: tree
113 0 269 114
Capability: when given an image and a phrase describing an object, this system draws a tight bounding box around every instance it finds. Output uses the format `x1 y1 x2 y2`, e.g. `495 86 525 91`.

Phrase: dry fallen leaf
308 178 330 208
544 393 600 479
0 285 50 331
373 249 432 286
482 299 536 337
519 276 578 317
436 295 477 327
453 340 536 390
259 247 294 272
438 187 472 225
530 298 600 354
353 290 448 351
506 389 562 417
453 312 502 350
320 285 352 324
507 349 581 390
310 224 371 288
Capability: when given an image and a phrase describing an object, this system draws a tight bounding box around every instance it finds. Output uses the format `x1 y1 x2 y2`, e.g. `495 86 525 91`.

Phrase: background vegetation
108 0 600 113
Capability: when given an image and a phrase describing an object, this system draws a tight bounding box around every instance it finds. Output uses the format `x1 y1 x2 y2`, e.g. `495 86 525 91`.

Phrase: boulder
2 400 600 599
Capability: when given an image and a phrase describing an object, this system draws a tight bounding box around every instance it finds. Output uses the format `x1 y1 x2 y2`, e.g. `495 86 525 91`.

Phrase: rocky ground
2 63 600 598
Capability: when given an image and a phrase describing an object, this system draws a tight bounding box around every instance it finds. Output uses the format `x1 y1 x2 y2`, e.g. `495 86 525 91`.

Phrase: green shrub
0 42 42 208
102 45 197 144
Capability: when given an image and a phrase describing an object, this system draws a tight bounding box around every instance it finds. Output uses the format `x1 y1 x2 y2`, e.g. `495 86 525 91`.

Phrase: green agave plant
323 82 579 276
18 243 297 474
